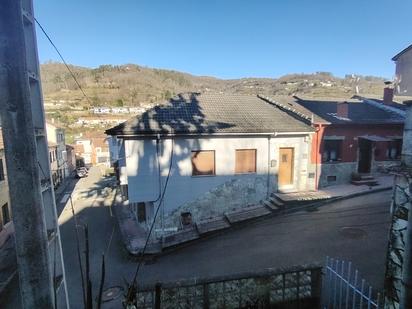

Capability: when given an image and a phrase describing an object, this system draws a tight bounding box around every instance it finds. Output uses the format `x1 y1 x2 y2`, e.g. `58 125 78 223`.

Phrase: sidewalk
114 174 394 256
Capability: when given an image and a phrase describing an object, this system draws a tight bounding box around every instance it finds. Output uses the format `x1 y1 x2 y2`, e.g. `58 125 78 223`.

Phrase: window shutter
235 149 256 174
192 151 215 176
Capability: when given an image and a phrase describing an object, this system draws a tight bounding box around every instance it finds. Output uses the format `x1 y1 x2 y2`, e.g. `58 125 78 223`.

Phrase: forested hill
40 61 386 108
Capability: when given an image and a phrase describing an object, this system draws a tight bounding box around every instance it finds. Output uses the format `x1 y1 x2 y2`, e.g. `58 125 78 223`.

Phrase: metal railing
323 257 383 309
135 264 323 308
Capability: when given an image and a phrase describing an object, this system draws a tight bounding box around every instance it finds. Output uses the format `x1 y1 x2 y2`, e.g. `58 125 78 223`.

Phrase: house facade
46 122 67 180
263 96 405 188
48 143 61 187
106 93 315 234
91 137 110 167
393 43 412 96
75 138 93 166
65 144 76 175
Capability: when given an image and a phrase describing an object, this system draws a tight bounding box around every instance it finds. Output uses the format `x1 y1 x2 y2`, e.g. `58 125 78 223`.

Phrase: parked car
75 167 88 178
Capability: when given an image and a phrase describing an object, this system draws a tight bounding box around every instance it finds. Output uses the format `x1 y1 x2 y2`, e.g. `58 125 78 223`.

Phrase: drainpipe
315 125 321 190
267 135 271 198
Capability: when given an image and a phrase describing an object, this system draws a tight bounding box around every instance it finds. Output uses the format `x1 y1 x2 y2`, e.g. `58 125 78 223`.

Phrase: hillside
39 61 387 142
40 62 386 107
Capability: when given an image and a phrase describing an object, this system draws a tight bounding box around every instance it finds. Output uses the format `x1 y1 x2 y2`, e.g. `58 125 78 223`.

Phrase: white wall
395 50 412 96
124 135 313 216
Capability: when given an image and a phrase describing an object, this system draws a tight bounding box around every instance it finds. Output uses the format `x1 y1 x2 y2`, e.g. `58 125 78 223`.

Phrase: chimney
383 81 394 104
337 101 349 118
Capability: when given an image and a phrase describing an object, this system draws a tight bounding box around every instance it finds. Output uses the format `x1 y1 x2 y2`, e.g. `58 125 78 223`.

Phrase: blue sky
34 0 412 79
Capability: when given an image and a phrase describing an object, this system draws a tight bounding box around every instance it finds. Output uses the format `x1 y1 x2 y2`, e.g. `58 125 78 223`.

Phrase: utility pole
0 0 69 308
384 100 412 308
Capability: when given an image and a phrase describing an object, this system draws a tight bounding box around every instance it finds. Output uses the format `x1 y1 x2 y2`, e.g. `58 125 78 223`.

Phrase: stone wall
163 174 274 228
318 162 357 188
135 265 322 309
384 170 412 308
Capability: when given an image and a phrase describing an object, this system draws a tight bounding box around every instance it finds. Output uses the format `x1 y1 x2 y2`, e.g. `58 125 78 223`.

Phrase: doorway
279 148 294 186
358 138 372 173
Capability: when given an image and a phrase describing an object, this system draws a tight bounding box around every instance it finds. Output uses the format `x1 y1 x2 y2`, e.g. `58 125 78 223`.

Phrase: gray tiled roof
264 96 405 125
392 43 412 61
105 93 314 136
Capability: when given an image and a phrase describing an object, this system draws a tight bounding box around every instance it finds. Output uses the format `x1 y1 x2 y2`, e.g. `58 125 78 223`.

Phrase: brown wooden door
279 148 294 186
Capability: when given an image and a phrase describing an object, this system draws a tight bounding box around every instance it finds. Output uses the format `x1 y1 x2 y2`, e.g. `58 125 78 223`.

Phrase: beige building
46 122 66 180
48 143 60 188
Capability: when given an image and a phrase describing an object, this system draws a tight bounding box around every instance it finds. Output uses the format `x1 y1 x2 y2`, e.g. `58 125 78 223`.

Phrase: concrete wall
316 162 357 187
395 49 412 96
124 134 314 230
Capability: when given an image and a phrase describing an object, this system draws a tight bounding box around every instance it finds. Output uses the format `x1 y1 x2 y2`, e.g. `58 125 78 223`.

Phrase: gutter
110 131 314 139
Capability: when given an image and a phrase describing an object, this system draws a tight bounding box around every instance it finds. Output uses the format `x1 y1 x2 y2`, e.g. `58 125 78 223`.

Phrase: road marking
60 193 70 204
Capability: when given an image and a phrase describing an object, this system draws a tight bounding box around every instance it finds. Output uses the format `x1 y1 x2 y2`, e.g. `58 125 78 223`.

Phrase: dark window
0 159 4 181
2 203 10 225
322 140 342 162
137 202 146 223
192 150 215 176
387 140 402 160
235 149 256 174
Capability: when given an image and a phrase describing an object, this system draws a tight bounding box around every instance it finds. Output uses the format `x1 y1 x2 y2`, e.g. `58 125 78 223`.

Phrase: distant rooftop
264 96 405 125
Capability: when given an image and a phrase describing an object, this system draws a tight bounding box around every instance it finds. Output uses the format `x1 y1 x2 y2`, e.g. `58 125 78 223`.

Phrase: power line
34 18 92 104
125 139 175 305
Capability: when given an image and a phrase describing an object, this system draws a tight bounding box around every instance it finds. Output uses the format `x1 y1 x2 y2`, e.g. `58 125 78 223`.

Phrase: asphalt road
2 166 393 308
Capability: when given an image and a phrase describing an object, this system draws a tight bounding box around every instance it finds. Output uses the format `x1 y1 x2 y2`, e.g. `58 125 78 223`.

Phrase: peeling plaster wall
384 171 412 307
123 135 313 230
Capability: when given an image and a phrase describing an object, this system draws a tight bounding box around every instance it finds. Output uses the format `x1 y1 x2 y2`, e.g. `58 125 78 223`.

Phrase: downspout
267 135 271 198
315 125 321 191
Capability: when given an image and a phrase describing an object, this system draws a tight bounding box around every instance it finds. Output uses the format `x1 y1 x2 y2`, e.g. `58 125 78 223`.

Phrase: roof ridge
257 94 313 123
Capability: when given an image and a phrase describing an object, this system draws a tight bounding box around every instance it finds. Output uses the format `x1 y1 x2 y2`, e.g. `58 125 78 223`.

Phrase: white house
106 93 315 235
393 43 412 96
46 122 67 181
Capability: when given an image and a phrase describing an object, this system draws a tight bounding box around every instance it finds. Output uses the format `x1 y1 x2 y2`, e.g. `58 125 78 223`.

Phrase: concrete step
272 191 332 206
225 205 271 224
262 200 280 212
196 217 231 235
351 179 379 186
162 228 199 249
269 196 284 207
360 175 375 180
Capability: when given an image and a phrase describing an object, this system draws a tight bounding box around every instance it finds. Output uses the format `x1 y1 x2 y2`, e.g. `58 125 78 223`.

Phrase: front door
279 148 294 186
358 138 372 173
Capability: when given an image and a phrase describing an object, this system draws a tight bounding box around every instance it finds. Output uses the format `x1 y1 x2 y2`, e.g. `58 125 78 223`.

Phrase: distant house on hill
106 92 315 233
392 43 412 96
261 95 405 188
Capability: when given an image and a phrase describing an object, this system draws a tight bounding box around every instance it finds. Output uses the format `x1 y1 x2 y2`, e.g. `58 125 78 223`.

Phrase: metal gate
323 257 383 309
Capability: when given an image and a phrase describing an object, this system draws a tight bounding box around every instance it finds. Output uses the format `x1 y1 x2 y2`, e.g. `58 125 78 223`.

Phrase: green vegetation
40 61 388 136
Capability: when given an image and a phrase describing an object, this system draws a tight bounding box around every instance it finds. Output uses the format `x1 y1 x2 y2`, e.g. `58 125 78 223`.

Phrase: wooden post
155 283 162 309
203 283 210 309
310 267 323 308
